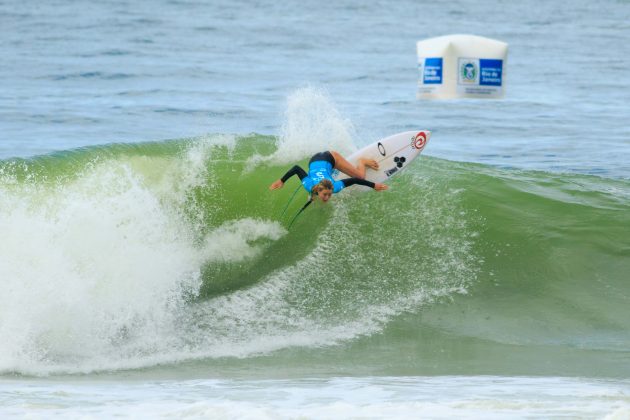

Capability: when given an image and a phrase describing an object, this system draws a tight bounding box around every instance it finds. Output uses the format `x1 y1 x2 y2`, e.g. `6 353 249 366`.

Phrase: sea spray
0 158 202 373
0 139 289 374
248 86 357 169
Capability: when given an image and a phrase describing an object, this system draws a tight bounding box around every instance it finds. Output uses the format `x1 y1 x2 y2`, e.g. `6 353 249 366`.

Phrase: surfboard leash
279 185 302 219
287 198 313 230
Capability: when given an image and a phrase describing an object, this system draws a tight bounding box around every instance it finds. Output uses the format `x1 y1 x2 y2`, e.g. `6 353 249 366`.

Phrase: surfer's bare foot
361 158 379 170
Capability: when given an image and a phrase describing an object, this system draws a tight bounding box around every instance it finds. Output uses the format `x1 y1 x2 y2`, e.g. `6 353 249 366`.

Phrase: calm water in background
2 0 630 418
2 0 629 176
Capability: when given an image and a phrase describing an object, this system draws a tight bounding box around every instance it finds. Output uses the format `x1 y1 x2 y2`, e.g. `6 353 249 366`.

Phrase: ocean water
2 0 630 418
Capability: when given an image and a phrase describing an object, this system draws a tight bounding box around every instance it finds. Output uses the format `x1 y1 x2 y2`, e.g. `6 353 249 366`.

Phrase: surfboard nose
412 131 430 150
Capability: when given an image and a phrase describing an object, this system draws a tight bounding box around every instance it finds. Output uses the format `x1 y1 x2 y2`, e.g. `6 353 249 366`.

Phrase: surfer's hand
374 183 388 191
270 179 284 190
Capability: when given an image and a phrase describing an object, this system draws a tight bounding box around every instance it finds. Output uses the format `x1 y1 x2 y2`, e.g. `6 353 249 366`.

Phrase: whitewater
2 0 630 418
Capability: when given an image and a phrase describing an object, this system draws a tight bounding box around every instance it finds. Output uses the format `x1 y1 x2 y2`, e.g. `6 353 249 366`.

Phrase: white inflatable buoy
417 34 508 99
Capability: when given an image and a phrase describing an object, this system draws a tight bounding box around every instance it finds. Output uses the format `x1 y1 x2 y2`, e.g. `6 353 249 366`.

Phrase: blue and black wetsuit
280 151 376 193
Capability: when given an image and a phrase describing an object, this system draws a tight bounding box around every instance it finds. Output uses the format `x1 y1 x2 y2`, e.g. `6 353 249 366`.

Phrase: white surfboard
335 130 431 183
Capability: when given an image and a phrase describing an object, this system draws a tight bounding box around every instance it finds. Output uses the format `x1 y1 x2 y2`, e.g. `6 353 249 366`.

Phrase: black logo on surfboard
377 142 386 156
385 156 406 177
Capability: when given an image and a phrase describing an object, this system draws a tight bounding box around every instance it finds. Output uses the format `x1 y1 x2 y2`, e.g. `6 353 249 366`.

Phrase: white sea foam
0 144 287 375
248 86 357 168
2 377 629 419
202 218 285 262
0 162 197 370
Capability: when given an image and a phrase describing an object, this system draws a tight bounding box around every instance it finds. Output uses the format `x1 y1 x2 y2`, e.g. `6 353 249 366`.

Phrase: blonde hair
312 179 333 195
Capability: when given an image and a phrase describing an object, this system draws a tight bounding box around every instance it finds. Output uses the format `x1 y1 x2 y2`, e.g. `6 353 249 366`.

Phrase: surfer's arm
341 178 387 191
270 165 307 190
281 165 307 182
341 178 375 188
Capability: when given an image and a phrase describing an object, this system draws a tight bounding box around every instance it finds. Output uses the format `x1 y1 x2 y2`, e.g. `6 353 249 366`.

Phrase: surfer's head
313 180 333 202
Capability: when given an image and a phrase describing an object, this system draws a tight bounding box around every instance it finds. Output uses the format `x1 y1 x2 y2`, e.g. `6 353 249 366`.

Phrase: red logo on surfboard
412 132 427 150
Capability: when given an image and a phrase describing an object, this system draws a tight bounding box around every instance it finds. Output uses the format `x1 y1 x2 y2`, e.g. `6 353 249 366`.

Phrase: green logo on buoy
461 62 477 81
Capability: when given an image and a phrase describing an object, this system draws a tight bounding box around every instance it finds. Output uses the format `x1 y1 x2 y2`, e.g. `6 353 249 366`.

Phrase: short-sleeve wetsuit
280 151 376 193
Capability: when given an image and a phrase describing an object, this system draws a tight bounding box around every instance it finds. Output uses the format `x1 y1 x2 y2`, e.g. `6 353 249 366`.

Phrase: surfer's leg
330 151 378 179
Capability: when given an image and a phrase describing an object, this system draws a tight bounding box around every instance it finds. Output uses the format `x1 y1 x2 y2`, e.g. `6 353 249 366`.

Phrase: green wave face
1 134 629 377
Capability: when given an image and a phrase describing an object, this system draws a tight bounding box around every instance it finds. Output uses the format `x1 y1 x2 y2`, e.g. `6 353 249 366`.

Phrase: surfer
269 151 388 203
